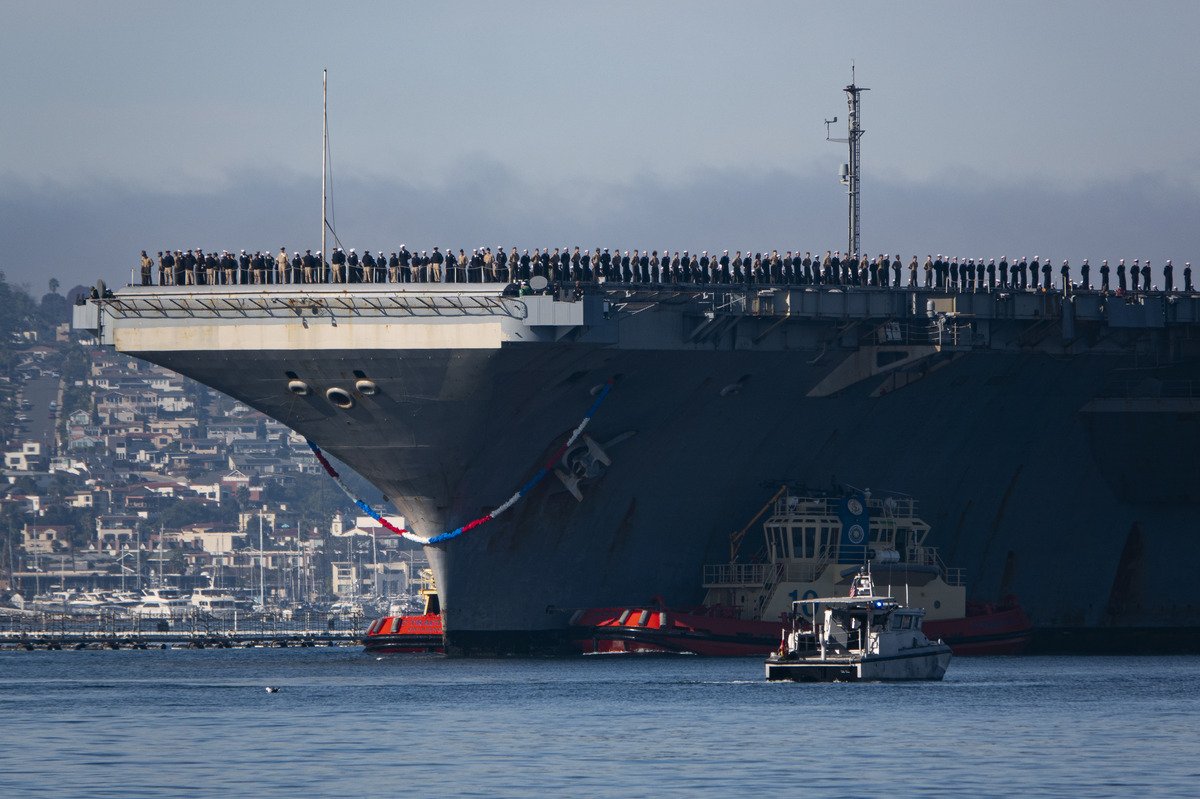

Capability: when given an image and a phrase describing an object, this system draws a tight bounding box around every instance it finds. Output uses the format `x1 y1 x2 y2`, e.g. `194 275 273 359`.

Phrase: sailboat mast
321 69 328 273
259 507 265 610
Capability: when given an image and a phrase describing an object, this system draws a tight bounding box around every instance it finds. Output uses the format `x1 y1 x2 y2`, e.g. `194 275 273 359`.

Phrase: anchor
555 432 634 501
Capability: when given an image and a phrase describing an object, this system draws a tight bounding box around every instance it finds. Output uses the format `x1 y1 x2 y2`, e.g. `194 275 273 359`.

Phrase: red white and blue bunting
307 379 615 545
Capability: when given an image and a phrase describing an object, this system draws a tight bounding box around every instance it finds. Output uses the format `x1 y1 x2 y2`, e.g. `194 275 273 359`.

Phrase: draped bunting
307 379 615 545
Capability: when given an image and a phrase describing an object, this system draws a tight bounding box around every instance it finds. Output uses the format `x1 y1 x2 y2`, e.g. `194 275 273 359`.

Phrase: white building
329 561 360 597
21 524 74 554
171 527 246 554
4 442 45 472
95 515 138 551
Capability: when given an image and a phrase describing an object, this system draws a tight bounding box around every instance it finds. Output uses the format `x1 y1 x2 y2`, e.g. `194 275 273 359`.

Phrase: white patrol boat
765 570 952 682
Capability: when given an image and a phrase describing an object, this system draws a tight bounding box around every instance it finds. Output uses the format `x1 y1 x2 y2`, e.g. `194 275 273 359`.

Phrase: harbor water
2 651 1197 798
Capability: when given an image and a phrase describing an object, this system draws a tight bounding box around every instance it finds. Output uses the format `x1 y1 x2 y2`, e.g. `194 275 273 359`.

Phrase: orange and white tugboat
570 487 1031 656
362 569 444 654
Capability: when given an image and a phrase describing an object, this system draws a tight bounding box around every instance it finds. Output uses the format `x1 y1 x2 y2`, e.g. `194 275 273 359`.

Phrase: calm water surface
1 650 1196 798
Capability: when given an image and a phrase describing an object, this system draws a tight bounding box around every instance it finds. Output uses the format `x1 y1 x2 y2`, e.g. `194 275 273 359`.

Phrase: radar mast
321 69 328 272
826 67 869 258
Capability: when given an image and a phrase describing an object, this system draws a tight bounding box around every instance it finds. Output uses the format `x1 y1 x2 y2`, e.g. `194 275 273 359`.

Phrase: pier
0 610 366 650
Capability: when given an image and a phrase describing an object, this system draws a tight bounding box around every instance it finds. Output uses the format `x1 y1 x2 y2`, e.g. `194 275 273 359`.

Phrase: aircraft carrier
74 280 1200 653
72 77 1200 654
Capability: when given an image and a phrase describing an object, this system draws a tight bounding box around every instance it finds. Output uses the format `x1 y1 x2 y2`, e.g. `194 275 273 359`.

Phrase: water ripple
1 651 1197 798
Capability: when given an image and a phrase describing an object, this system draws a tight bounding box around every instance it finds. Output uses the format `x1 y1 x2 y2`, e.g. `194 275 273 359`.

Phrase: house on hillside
4 442 46 472
95 515 139 551
21 523 76 554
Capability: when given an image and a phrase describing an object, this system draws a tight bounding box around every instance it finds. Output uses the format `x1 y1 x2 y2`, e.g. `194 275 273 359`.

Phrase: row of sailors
139 248 1196 293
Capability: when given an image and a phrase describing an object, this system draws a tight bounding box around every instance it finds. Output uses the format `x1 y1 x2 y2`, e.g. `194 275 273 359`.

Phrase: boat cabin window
777 525 819 560
766 525 781 560
890 615 902 631
901 615 913 630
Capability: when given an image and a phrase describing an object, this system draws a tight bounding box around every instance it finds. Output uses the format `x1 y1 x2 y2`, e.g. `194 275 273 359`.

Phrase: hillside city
0 273 425 623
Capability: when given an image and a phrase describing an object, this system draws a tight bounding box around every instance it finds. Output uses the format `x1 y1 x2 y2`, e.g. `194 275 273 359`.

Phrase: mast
321 69 328 273
826 67 869 258
258 506 265 610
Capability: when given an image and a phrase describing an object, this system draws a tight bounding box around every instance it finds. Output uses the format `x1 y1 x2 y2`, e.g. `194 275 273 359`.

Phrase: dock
0 610 367 651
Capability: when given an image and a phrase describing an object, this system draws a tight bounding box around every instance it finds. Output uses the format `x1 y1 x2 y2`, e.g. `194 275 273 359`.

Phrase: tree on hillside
40 277 70 328
0 271 39 353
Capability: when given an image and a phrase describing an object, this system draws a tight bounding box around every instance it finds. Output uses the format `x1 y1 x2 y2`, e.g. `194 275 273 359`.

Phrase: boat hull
90 285 1200 654
924 606 1032 655
765 645 953 682
569 607 786 656
362 614 445 654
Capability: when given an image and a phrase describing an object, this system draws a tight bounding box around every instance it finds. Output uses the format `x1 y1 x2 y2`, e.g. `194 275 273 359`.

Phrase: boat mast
826 67 868 258
259 506 265 610
321 69 328 273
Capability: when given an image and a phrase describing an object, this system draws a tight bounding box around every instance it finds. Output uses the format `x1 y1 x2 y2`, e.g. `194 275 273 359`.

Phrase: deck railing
702 563 773 588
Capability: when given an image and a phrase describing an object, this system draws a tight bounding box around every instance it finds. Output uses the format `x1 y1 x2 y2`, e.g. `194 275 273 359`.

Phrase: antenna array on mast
321 69 328 270
827 67 868 258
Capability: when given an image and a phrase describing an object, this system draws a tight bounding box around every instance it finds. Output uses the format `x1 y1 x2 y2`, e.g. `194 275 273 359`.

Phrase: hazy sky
3 1 1199 291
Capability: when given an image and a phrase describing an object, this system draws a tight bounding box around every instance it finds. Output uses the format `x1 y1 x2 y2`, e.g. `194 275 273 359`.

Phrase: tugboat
571 487 1031 656
362 569 444 654
569 602 784 656
765 569 952 682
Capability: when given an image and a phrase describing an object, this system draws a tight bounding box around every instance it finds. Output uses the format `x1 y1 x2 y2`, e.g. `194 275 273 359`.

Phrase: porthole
326 387 355 409
287 380 311 396
355 379 378 396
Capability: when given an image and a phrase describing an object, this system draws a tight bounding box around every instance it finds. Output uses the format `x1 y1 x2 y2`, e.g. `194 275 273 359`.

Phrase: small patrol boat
765 570 952 682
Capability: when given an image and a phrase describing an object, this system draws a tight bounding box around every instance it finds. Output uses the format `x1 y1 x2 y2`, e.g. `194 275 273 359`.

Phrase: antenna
321 69 328 277
827 67 869 258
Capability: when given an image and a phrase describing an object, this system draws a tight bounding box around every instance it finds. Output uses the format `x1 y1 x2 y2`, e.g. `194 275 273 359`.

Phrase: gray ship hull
78 284 1200 653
